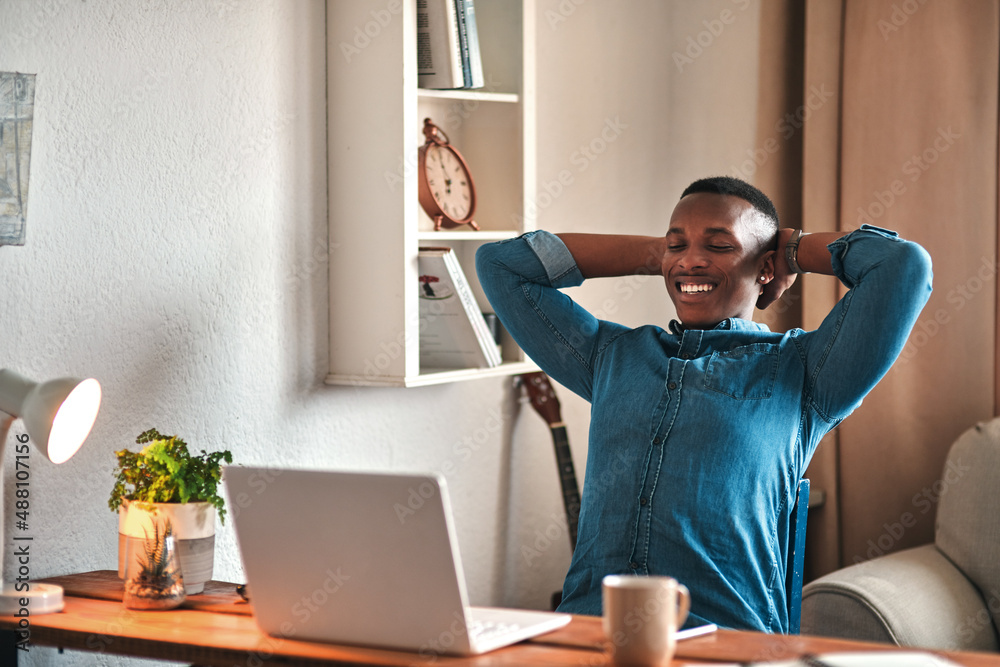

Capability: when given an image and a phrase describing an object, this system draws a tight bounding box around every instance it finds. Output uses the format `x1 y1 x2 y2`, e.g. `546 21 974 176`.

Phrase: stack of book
418 247 502 370
417 0 484 90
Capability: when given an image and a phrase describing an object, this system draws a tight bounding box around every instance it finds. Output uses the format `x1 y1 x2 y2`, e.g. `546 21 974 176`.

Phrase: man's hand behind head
757 227 798 310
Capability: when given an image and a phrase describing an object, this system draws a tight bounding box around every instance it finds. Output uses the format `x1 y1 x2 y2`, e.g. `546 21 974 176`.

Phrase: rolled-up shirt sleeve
476 232 622 401
799 224 933 424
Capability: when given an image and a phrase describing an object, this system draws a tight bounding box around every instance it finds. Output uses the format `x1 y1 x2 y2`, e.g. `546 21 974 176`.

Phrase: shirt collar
668 318 771 335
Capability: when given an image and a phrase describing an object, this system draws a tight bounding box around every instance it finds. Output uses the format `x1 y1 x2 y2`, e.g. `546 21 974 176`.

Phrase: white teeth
680 283 714 293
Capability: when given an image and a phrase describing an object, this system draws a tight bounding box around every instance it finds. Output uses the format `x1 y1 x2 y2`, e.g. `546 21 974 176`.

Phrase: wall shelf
416 230 519 242
325 0 536 387
418 89 519 104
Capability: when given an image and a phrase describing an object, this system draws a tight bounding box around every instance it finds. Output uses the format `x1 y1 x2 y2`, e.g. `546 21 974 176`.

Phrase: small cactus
122 519 186 610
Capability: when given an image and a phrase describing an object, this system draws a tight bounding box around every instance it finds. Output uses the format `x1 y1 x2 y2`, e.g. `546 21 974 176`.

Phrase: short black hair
681 176 779 231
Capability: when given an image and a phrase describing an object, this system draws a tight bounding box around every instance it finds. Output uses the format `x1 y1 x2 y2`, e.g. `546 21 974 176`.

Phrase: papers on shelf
419 247 501 370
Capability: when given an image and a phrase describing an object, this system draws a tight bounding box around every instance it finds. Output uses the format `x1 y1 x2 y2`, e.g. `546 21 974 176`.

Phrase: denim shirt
476 226 932 633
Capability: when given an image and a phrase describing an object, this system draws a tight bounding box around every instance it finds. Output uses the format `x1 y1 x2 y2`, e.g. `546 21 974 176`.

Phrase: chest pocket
704 343 780 400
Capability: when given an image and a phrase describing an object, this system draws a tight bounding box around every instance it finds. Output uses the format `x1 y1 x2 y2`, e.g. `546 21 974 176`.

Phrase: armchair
800 417 1000 651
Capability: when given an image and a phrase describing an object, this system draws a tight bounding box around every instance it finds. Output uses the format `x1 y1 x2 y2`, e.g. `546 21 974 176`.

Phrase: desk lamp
0 368 102 614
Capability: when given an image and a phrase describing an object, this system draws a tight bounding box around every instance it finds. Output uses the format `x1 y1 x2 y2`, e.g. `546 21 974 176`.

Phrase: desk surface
1 572 998 666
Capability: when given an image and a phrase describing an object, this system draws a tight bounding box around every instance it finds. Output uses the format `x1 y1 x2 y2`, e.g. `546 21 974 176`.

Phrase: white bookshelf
325 0 537 387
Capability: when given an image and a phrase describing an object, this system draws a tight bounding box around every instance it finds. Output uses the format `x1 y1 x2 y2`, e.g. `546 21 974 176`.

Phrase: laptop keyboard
468 618 520 643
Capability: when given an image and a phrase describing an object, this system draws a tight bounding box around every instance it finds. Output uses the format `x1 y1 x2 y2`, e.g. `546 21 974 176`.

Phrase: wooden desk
1 572 999 666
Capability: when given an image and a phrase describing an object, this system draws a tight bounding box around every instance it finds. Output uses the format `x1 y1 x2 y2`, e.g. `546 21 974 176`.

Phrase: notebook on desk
224 466 571 657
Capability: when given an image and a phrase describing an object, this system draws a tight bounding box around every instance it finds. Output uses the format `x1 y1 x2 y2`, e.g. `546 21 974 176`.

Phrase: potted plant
110 428 232 595
121 520 186 610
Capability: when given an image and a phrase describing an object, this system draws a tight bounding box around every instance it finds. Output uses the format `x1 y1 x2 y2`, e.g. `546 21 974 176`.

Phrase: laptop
224 467 571 657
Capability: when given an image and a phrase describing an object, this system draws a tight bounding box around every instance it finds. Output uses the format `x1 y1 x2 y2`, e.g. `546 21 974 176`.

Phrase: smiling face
662 193 775 329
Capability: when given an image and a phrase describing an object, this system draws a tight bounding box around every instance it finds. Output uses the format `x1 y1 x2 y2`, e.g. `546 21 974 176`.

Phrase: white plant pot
118 500 216 595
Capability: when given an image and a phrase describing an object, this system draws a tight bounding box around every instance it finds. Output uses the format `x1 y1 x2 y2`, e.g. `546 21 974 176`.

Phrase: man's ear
759 249 776 283
756 244 798 310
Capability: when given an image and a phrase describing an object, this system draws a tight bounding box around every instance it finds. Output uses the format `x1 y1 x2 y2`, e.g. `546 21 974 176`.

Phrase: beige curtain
756 0 999 578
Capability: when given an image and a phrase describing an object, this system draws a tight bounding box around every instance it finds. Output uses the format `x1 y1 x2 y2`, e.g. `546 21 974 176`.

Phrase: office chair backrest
786 478 811 634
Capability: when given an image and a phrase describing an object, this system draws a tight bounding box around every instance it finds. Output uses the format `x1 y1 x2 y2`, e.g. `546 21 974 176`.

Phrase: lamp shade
0 369 102 463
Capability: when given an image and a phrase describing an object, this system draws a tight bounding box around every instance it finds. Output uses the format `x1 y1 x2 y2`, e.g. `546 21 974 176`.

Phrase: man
476 176 932 633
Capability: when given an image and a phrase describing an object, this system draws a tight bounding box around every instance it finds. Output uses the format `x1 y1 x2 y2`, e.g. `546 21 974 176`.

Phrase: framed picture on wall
0 72 36 247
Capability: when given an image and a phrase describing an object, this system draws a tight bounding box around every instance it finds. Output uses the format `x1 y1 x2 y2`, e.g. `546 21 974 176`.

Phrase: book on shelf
416 0 483 90
417 0 463 89
463 0 485 88
454 0 484 89
418 247 502 370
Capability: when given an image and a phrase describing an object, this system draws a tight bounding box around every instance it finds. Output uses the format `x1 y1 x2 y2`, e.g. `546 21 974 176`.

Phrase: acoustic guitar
520 372 582 609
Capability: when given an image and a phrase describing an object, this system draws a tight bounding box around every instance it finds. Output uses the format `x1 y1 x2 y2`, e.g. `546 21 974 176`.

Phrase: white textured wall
0 1 762 665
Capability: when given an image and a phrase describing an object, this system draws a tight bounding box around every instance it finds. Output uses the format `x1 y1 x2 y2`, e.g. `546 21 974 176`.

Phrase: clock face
424 145 473 221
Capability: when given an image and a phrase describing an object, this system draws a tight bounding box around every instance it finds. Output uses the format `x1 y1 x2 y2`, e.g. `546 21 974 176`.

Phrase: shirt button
652 436 661 445
629 562 639 570
668 382 677 390
639 497 648 506
681 353 690 359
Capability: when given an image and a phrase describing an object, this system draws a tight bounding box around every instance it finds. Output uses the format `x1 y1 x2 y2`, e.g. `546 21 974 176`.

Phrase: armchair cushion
801 544 999 651
935 418 1000 634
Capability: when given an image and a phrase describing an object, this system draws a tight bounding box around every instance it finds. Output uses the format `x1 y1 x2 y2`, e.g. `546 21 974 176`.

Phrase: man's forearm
793 232 844 275
556 233 665 279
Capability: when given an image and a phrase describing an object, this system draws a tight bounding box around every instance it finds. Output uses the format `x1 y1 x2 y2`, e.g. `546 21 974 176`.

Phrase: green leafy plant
109 428 233 523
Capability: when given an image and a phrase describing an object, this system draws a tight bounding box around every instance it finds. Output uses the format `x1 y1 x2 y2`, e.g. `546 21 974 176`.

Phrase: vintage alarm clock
417 118 479 231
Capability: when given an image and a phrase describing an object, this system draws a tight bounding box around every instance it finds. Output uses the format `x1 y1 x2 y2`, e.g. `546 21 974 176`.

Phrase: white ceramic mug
602 575 691 667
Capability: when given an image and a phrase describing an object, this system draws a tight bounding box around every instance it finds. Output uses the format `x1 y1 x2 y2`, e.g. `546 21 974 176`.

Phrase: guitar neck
549 423 581 549
519 372 581 554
